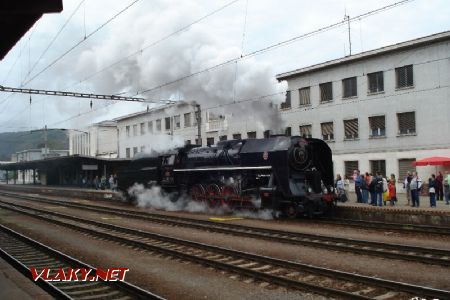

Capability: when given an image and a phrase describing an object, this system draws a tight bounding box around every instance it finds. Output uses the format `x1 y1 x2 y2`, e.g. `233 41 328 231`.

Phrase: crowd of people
335 170 450 208
81 174 118 191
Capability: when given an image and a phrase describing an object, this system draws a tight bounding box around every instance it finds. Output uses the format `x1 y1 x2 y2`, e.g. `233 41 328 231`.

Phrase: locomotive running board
174 166 272 172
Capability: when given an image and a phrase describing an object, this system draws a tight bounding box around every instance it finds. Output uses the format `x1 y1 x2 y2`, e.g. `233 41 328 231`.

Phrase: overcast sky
0 0 449 132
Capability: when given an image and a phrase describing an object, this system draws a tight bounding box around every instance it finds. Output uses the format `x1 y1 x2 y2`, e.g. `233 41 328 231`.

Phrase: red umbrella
412 156 450 166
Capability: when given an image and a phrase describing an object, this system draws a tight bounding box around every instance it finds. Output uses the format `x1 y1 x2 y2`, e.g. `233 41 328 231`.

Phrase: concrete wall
70 123 118 158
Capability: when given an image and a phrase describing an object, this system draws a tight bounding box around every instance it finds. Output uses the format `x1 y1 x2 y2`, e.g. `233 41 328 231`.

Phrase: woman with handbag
429 174 436 208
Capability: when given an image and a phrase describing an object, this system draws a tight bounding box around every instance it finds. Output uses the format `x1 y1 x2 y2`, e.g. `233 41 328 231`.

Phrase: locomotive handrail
173 166 272 172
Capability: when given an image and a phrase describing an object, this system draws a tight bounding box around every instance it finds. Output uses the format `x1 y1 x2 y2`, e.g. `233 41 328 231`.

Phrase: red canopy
412 156 450 166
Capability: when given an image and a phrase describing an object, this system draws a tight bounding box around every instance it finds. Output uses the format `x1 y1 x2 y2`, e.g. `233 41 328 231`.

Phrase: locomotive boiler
118 136 336 217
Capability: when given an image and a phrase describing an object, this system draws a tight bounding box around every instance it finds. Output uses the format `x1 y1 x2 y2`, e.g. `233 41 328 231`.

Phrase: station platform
1 183 449 226
0 183 120 201
336 191 450 226
0 257 52 300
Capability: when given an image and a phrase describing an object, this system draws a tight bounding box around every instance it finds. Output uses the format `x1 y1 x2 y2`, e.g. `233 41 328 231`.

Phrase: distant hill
0 129 69 161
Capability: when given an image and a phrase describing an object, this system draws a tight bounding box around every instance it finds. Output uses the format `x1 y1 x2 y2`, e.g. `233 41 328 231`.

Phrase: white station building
70 30 450 186
276 30 450 182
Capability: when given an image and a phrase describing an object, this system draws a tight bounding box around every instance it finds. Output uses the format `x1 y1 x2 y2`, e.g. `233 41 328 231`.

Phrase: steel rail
0 200 449 300
317 217 450 235
0 223 165 300
2 191 449 267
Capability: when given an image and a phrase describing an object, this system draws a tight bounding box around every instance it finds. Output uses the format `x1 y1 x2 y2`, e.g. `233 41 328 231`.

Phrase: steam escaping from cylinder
127 183 274 220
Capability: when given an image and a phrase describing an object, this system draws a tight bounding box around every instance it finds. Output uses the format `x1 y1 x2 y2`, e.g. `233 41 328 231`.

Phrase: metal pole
346 14 352 55
44 125 48 156
196 104 202 146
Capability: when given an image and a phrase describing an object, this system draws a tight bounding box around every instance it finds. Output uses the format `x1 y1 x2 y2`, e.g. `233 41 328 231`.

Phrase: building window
370 160 386 177
195 138 201 145
140 123 145 135
342 77 357 98
299 87 310 106
369 115 385 137
247 131 256 139
398 159 416 180
232 133 241 140
125 148 130 158
263 130 271 138
126 126 130 137
219 135 227 141
133 124 138 136
184 113 191 127
285 127 291 137
185 140 191 145
344 161 359 180
207 137 214 146
299 125 312 138
133 147 138 156
320 122 334 141
280 91 291 109
395 65 413 88
343 118 358 140
320 82 333 102
174 115 180 129
156 119 161 131
140 146 145 152
397 112 416 135
148 121 153 133
165 117 171 130
367 71 384 93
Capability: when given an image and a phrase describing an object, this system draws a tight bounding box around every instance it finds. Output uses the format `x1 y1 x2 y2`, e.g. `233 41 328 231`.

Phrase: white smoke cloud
142 133 184 155
128 183 274 220
60 0 287 131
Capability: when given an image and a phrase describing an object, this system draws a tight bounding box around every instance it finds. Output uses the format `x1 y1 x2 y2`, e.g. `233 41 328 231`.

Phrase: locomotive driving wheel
206 184 221 207
283 204 297 219
190 184 206 203
221 185 237 209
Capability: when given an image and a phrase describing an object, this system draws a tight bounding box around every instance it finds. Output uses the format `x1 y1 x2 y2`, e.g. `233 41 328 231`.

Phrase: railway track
1 191 450 267
0 224 164 300
0 200 449 299
314 218 450 235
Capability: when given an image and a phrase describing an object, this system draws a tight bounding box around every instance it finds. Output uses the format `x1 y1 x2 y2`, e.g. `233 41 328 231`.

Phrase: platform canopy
412 156 450 166
0 0 63 60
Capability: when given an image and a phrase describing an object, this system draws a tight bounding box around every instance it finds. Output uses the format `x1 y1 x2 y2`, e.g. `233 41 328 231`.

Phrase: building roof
0 0 63 60
276 30 450 81
112 101 194 122
93 120 117 126
0 155 130 171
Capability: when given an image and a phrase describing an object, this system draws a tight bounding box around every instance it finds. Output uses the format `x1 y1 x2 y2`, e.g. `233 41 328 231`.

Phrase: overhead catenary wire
21 0 142 87
203 55 450 112
1 0 415 130
0 0 242 127
136 0 414 96
74 0 241 85
22 0 86 84
32 0 417 128
49 55 450 129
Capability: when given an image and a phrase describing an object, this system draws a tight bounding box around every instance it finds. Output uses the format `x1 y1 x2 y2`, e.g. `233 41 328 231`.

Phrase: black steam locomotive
118 136 337 217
